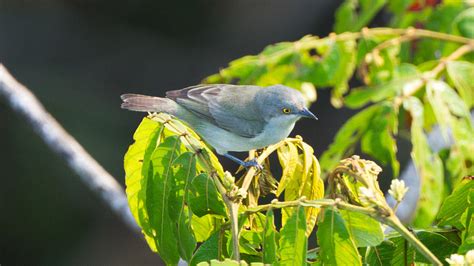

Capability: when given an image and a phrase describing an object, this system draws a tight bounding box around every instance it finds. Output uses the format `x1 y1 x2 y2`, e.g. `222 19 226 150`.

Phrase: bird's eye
282 108 291 114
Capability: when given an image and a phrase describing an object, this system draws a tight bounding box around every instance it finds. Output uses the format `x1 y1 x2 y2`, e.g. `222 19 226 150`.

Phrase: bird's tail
120 94 176 113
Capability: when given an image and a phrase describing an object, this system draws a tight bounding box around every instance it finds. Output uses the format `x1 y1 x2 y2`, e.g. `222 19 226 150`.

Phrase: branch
0 64 139 233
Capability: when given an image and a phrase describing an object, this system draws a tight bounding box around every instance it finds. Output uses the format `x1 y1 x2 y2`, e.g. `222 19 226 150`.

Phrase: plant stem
385 215 442 266
227 202 241 261
231 27 472 69
400 43 474 98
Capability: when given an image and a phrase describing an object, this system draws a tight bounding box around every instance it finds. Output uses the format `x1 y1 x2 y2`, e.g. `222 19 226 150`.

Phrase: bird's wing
166 84 265 138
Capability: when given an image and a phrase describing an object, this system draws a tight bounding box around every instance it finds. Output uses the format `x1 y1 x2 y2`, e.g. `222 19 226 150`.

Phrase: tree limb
0 64 139 233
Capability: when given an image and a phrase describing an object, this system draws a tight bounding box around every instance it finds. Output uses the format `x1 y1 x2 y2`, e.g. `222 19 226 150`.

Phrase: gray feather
121 94 176 113
166 84 266 138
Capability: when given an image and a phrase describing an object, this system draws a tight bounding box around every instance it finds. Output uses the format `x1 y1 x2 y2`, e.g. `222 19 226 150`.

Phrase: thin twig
0 64 139 233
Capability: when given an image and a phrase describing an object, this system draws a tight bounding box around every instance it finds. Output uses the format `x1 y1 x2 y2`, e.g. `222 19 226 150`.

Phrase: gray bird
121 84 317 168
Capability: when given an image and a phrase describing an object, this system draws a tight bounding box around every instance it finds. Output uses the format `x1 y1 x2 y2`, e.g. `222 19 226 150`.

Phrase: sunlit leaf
276 141 299 196
192 214 217 243
301 155 324 235
403 97 444 227
262 209 278 264
455 7 474 39
345 63 420 108
317 208 361 265
124 117 162 248
447 61 474 108
426 79 471 140
334 0 387 33
339 210 384 247
279 206 307 265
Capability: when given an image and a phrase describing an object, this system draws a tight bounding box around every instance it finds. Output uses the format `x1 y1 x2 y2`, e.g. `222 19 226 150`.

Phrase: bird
121 84 317 169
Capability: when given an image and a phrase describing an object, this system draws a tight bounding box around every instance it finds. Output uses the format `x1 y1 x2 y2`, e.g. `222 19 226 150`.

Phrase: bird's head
256 85 318 121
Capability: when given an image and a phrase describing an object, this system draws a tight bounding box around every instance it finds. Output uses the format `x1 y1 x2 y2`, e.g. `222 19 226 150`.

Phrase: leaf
279 206 307 265
365 241 396 266
189 173 227 217
455 7 474 39
360 103 399 177
278 140 324 235
437 178 474 228
146 135 184 265
447 61 474 108
366 229 461 265
192 214 217 242
345 64 420 108
191 232 221 266
403 97 444 228
459 190 474 253
276 141 299 196
426 79 472 141
170 152 197 261
339 210 384 247
320 104 380 176
300 155 324 235
317 208 361 265
334 0 387 33
124 118 162 240
262 209 278 264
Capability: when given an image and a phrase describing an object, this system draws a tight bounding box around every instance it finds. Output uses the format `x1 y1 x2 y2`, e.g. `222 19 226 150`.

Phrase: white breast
195 115 299 154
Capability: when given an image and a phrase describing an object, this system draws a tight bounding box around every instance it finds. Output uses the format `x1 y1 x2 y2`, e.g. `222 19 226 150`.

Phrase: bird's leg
224 153 263 170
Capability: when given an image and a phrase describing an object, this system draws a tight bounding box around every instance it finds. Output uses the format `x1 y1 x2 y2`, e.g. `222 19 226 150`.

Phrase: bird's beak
299 107 318 120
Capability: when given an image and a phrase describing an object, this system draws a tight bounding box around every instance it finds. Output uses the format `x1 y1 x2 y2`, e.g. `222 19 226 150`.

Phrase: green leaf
455 7 474 39
360 103 399 177
426 79 472 140
321 102 399 176
366 229 460 265
146 135 184 265
365 241 396 266
192 214 217 242
189 173 227 217
447 61 474 108
262 209 278 264
339 210 384 247
334 0 387 33
345 64 420 108
171 152 197 261
437 178 474 228
317 208 361 265
459 190 474 253
403 97 444 227
279 206 307 265
191 232 221 266
124 118 162 240
320 103 383 176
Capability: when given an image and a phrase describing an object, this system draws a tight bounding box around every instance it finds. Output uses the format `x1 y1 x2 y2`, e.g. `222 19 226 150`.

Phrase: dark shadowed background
0 1 363 265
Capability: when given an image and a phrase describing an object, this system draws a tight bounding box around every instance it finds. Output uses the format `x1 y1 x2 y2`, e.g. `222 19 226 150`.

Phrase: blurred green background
0 0 367 265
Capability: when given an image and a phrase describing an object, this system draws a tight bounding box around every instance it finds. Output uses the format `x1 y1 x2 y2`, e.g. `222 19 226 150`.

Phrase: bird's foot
224 153 263 170
242 159 263 170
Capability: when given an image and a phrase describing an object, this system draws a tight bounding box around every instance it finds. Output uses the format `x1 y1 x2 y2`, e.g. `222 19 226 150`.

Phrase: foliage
123 1 474 265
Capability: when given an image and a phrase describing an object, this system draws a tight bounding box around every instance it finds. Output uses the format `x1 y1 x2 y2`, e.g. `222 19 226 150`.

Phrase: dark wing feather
166 84 265 138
